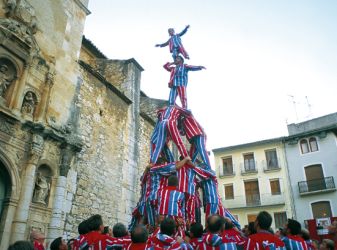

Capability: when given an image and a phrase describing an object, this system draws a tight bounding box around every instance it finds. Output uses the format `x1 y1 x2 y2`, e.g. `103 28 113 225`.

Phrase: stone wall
0 0 163 247
62 56 157 236
65 64 130 232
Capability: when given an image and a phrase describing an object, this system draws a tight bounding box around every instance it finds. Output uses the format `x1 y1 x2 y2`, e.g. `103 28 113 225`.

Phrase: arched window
309 137 318 152
300 139 309 154
311 201 332 218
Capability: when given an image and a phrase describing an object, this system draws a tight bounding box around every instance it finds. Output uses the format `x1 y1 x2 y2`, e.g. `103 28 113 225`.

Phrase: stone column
46 175 67 241
46 145 74 242
9 63 31 113
10 134 44 243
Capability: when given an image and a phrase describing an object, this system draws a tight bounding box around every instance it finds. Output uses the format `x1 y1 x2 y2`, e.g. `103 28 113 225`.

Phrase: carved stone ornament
3 0 15 17
32 133 43 146
21 91 37 116
3 0 37 33
0 118 13 134
45 71 54 86
28 133 44 163
0 18 34 45
60 146 74 177
0 63 14 98
32 172 50 205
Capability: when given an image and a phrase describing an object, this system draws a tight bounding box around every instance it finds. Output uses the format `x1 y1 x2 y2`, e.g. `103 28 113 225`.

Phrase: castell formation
129 25 240 234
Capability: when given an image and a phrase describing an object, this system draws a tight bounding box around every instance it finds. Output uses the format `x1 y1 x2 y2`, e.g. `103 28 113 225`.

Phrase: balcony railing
217 159 283 177
219 169 235 178
240 161 258 175
298 176 336 195
261 158 281 172
246 193 261 206
222 193 285 209
218 164 236 178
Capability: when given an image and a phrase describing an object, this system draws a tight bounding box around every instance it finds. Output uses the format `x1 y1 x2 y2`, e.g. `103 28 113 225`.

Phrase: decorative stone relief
21 91 37 116
0 115 14 134
0 18 34 45
45 71 54 86
60 146 75 177
0 63 15 98
3 0 16 17
3 0 37 33
28 133 44 164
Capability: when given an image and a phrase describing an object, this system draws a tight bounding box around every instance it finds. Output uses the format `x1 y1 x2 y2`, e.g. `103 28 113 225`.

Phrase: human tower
129 25 240 234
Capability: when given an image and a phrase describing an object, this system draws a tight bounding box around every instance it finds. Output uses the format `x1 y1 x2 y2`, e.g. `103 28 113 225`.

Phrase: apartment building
284 113 337 226
213 137 294 229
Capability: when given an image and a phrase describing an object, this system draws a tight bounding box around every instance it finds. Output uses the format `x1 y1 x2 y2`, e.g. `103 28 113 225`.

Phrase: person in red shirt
123 225 152 250
72 219 91 250
245 211 286 250
30 230 46 250
148 217 189 249
157 175 186 236
50 237 67 250
222 217 246 248
202 215 237 250
112 223 132 249
79 214 130 250
189 222 205 249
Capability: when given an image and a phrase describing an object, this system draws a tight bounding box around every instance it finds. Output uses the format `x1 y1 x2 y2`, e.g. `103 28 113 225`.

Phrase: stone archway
0 160 11 219
0 151 20 250
0 159 13 249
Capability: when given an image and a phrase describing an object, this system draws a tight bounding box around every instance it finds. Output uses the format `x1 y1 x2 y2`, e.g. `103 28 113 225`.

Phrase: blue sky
84 0 337 150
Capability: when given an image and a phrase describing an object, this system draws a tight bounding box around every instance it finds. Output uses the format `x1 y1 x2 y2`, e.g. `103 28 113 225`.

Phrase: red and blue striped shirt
74 231 131 250
157 26 189 51
200 174 219 204
281 235 308 250
158 186 185 218
245 231 286 250
181 113 204 140
148 162 177 202
177 165 215 195
164 63 204 87
202 232 238 250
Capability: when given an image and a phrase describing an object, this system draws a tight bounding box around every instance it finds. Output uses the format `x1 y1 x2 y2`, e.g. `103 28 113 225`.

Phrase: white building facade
284 113 337 226
213 138 295 229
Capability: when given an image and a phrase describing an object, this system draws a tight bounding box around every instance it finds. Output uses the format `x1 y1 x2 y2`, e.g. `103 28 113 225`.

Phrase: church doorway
0 160 11 219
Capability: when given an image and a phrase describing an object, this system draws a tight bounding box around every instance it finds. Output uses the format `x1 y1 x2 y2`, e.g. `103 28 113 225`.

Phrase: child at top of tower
155 25 190 60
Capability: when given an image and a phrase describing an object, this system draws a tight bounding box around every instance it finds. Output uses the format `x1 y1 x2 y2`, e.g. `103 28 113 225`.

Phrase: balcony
219 165 236 178
298 176 336 196
222 193 285 209
240 161 258 175
246 193 261 206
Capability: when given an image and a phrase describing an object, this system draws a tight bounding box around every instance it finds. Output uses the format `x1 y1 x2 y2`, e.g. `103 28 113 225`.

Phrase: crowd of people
7 211 337 250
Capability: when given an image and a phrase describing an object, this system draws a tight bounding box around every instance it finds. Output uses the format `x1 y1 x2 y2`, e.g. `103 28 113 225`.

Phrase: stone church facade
0 0 164 248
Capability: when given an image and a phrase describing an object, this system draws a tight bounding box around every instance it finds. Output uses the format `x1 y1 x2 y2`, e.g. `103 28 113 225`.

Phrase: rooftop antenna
288 95 298 121
305 96 312 119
